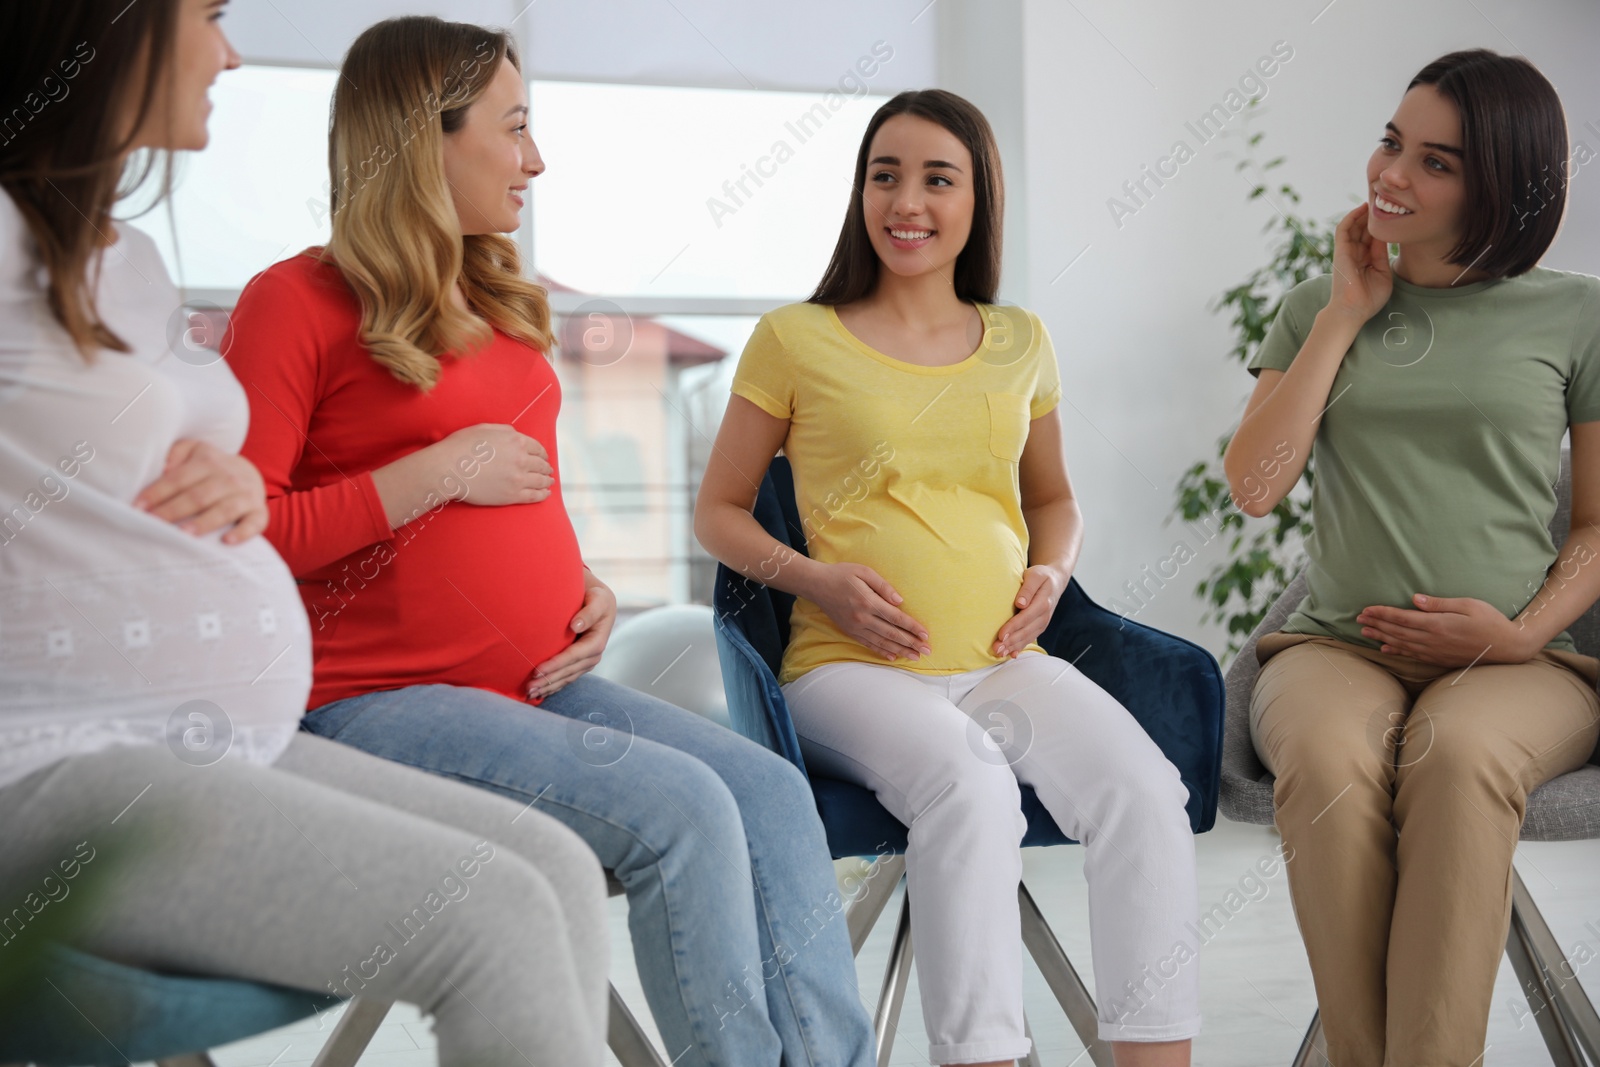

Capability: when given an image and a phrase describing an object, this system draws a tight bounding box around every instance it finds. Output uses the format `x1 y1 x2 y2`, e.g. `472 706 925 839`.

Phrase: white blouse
0 191 311 789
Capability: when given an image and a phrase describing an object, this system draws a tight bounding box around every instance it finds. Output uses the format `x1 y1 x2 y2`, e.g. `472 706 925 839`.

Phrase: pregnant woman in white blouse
0 3 606 1062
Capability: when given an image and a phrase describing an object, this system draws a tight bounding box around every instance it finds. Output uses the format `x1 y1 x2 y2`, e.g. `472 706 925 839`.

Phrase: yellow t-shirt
730 300 1063 686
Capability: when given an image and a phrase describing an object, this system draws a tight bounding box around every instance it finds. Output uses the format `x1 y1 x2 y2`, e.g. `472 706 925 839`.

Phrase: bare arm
691 395 821 597
693 394 930 660
1016 407 1082 583
1223 311 1360 517
986 407 1084 658
1512 420 1600 649
1225 203 1394 517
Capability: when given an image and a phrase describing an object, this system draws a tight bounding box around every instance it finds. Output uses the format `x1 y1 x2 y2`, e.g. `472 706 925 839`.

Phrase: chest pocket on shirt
986 392 1031 462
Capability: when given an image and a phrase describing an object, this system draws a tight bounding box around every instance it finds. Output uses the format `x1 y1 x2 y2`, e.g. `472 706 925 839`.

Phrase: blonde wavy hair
323 16 554 390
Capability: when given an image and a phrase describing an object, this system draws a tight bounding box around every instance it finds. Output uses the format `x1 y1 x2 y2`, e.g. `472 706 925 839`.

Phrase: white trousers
782 650 1201 1064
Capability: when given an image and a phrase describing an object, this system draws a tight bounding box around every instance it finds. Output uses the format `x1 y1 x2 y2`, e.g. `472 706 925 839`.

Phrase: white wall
1010 0 1600 655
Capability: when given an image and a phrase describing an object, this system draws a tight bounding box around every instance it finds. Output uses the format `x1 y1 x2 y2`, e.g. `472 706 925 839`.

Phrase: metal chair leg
1510 867 1600 1066
1505 874 1587 1067
845 854 905 956
1289 1009 1326 1067
603 868 672 1066
874 895 915 1067
310 997 392 1067
1283 866 1600 1067
608 982 671 1067
155 1056 216 1067
1017 883 1113 1067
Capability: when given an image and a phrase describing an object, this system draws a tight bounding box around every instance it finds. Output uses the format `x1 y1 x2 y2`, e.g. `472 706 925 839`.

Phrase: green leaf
1164 123 1330 662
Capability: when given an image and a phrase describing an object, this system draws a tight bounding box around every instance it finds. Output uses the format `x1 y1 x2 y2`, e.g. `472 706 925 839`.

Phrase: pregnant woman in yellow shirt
696 90 1198 1067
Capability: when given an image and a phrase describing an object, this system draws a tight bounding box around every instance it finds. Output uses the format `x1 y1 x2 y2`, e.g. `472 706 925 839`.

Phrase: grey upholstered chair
1220 448 1600 1067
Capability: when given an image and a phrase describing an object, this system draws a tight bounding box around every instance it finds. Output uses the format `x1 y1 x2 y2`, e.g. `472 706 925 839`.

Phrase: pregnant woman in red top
223 16 875 1067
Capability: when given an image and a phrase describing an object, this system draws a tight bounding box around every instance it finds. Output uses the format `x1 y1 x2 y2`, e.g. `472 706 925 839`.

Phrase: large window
529 79 874 299
126 65 338 293
128 66 888 610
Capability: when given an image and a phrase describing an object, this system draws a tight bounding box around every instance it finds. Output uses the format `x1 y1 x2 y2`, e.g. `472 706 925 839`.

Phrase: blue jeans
302 674 875 1067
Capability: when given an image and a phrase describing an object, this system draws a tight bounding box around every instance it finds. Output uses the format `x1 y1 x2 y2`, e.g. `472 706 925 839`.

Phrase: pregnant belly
303 501 588 698
4 531 312 724
815 485 1029 666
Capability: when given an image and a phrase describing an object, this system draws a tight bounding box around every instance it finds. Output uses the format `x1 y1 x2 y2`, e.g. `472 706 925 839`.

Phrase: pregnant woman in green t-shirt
697 90 1198 1067
1224 49 1600 1066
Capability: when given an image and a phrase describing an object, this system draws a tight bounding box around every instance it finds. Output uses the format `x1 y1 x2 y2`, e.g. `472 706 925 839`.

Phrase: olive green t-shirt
1247 266 1600 653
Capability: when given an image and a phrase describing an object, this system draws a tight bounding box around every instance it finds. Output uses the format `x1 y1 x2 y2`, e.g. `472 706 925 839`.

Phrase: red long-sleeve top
224 250 586 710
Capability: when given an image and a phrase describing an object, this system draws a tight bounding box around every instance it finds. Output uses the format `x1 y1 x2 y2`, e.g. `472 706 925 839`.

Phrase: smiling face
441 56 544 236
128 0 240 151
1366 85 1471 256
859 113 976 281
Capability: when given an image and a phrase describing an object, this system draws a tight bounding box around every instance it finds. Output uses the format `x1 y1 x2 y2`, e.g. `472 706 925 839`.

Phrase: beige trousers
1249 631 1600 1067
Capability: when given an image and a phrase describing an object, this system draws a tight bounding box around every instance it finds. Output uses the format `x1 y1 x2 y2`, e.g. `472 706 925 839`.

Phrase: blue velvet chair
711 456 1225 1067
0 889 669 1067
0 943 388 1067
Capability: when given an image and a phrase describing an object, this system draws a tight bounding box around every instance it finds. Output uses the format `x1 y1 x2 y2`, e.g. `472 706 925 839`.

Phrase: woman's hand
1357 594 1535 667
373 422 554 529
1326 202 1393 325
527 570 617 701
437 423 554 506
808 561 931 662
993 565 1067 658
133 439 268 544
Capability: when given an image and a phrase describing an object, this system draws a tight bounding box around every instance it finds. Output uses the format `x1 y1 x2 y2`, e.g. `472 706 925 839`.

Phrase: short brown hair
1407 49 1570 278
810 89 1003 306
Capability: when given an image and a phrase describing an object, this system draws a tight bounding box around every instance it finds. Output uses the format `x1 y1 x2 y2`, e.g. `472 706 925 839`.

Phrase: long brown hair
1406 50 1570 278
810 89 1004 306
1 0 181 357
322 16 555 391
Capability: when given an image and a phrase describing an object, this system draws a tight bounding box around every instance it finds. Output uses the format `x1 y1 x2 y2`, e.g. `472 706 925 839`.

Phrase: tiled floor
195 818 1600 1067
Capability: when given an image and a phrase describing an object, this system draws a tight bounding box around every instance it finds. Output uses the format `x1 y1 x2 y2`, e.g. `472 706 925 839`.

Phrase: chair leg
310 997 393 1067
1017 883 1113 1067
608 982 671 1067
1510 870 1600 1062
155 1056 216 1067
1289 1009 1326 1067
874 895 915 1067
1505 870 1589 1067
846 854 905 956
